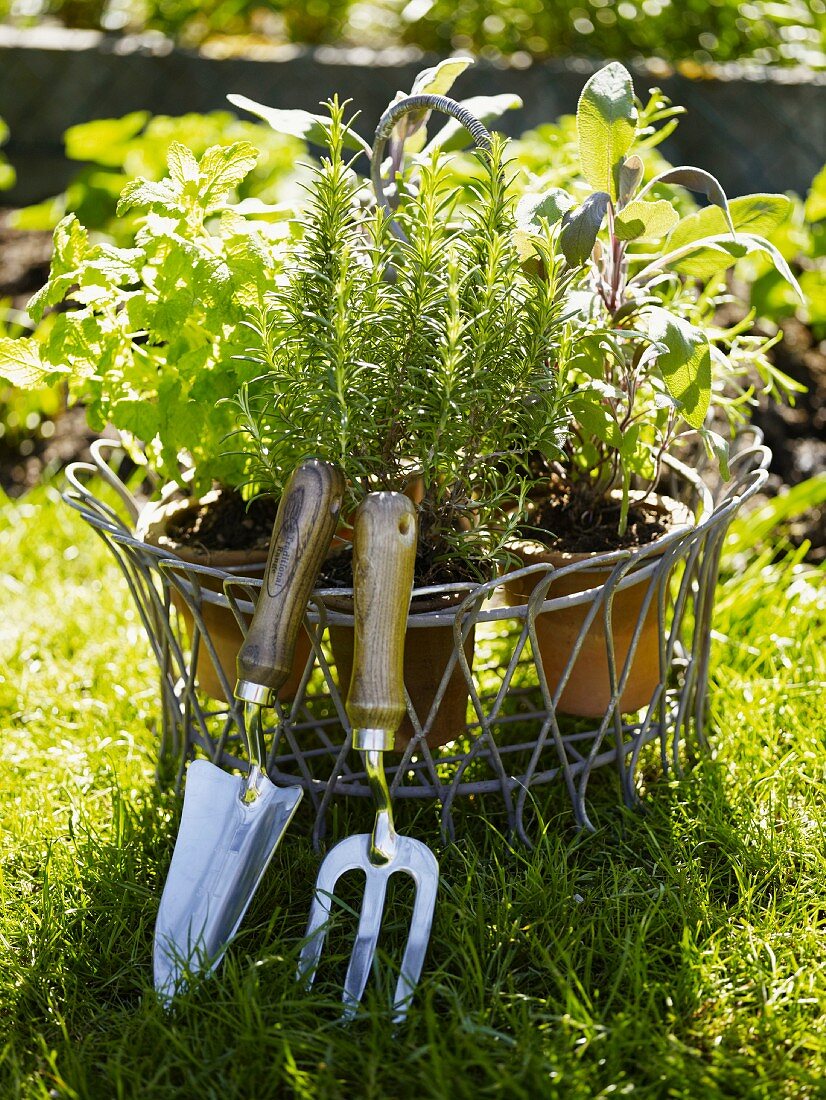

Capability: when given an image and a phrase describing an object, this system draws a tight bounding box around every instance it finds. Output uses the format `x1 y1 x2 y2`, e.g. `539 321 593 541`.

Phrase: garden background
0 1 824 1096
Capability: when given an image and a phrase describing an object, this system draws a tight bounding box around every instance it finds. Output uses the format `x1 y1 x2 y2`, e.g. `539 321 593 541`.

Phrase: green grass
0 480 824 1099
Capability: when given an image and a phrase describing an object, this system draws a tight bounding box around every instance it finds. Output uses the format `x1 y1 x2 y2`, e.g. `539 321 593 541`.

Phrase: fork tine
297 834 371 989
297 888 334 990
341 867 388 1018
392 841 439 1022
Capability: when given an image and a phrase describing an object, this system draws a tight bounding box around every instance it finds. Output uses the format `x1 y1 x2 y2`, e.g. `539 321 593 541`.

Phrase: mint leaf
117 177 180 216
198 142 259 213
0 336 53 387
64 112 150 168
80 244 143 290
167 141 200 189
804 163 826 223
53 214 89 267
27 214 90 321
109 397 162 449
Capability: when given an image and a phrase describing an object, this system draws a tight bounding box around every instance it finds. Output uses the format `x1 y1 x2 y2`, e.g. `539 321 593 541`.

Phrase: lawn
0 479 824 1099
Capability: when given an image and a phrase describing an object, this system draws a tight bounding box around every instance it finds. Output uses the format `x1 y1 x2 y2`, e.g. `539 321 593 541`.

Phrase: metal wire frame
62 433 770 843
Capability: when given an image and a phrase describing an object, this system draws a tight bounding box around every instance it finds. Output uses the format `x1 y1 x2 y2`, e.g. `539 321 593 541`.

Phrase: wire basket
63 433 770 844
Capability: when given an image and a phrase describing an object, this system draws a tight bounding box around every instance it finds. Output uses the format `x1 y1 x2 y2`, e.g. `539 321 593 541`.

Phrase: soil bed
164 489 278 554
318 541 484 592
0 210 52 303
521 491 667 554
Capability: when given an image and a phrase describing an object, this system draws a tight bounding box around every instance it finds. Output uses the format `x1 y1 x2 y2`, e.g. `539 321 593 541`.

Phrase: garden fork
297 492 439 1023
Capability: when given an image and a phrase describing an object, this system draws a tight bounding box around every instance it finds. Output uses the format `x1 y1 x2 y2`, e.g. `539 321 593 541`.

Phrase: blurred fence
1 26 824 204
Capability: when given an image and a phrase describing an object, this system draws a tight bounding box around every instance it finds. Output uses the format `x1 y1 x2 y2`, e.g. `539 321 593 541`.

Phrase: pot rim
136 492 271 568
320 585 472 618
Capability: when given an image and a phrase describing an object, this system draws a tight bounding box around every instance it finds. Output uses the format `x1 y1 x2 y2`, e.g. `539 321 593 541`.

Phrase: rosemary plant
233 100 571 580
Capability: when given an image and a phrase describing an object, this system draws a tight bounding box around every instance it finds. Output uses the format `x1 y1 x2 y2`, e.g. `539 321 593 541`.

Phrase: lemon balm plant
0 137 313 701
0 56 522 505
0 140 292 496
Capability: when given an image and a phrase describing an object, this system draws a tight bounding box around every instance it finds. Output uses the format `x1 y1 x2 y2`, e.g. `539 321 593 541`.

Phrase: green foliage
741 164 826 337
514 64 804 533
234 102 571 573
0 303 64 456
401 0 826 69
13 109 308 244
0 0 356 45
0 141 292 493
576 62 637 203
0 62 527 508
0 116 14 191
2 0 824 66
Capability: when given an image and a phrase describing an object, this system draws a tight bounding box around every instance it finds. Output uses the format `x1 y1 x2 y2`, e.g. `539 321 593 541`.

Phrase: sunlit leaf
0 337 54 387
516 187 575 229
198 142 259 212
617 154 644 207
668 193 791 252
643 307 711 429
639 166 733 235
804 163 826 223
64 111 150 168
667 232 804 301
576 62 637 201
614 198 679 241
424 94 522 153
227 94 370 155
410 57 473 98
700 427 731 480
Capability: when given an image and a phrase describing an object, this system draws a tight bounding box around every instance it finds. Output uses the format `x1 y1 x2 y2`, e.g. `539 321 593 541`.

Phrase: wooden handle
236 460 345 702
346 492 417 734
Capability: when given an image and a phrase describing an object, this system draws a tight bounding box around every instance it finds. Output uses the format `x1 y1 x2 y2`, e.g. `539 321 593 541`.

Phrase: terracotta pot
136 493 312 704
504 494 694 717
326 591 474 752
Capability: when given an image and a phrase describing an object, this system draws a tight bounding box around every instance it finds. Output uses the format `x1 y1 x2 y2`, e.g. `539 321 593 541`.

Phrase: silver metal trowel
153 459 344 1001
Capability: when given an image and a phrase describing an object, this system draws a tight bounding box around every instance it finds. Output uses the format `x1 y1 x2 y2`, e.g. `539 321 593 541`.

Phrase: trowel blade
153 758 302 1002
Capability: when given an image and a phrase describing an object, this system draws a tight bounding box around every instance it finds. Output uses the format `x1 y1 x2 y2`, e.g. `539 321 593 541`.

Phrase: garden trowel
153 459 345 1001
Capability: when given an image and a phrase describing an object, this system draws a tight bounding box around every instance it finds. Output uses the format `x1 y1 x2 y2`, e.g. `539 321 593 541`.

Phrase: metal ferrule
353 727 396 753
235 679 276 708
